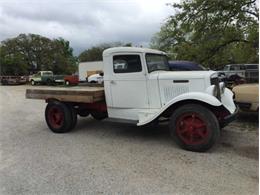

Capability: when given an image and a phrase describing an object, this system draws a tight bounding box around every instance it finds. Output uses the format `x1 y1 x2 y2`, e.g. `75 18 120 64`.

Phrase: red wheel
47 106 64 129
45 101 75 133
176 113 209 146
170 104 220 152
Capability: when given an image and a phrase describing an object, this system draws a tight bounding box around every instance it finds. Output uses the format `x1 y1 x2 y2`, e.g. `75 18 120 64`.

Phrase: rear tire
31 80 35 85
169 104 220 152
65 80 70 86
66 104 77 130
78 110 90 117
91 112 108 120
45 101 74 133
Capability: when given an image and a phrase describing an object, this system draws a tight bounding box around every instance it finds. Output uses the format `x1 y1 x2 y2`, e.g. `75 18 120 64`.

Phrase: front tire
169 104 220 152
65 80 70 86
31 80 35 85
46 79 53 86
45 101 75 133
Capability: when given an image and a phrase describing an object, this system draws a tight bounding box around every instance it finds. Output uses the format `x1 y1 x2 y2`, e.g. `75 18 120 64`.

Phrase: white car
87 73 103 84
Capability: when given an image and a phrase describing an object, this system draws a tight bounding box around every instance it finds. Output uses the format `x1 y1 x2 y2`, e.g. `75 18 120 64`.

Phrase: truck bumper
218 88 238 127
220 106 239 127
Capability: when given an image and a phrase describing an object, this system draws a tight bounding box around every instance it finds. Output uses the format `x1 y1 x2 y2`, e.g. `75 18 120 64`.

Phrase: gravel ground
0 85 258 195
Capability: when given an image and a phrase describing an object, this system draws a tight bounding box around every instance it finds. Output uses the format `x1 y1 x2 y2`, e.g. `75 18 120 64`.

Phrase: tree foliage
151 0 259 69
0 34 77 75
79 42 132 62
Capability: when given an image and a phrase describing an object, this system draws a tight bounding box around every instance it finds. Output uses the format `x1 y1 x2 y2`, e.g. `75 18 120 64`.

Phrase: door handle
110 80 116 84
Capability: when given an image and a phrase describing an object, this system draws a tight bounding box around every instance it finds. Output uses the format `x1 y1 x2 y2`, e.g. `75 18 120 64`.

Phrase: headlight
219 82 225 94
213 85 218 97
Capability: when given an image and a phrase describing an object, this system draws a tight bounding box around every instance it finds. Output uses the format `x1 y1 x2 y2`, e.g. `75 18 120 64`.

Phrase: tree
79 42 132 62
0 46 28 75
151 0 259 69
51 38 78 74
0 34 77 75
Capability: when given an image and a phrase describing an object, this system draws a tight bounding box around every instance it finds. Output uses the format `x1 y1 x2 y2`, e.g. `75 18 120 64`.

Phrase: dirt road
0 85 258 194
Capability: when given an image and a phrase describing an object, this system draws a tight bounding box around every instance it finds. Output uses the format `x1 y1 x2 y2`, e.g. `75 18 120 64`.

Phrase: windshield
43 72 53 76
146 53 169 73
223 66 229 71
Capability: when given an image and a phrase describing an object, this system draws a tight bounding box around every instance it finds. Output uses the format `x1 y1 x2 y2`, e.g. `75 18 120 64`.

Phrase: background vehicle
29 71 64 85
244 64 259 82
219 64 259 84
169 61 207 71
0 76 27 85
87 73 104 83
64 75 79 85
78 61 103 82
26 47 237 152
232 84 259 112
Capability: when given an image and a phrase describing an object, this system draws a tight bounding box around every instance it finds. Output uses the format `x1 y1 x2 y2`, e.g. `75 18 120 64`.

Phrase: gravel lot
0 85 258 195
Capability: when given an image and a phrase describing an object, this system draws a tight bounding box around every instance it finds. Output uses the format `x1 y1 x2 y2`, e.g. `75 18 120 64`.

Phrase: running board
104 118 138 125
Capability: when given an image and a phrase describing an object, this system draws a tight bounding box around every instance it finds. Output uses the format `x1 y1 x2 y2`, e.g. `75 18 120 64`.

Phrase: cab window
113 55 142 73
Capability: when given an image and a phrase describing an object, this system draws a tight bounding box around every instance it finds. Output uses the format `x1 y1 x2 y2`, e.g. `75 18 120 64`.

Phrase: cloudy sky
0 0 177 55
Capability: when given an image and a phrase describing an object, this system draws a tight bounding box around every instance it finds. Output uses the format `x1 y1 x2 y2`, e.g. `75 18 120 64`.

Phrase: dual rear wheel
45 101 107 133
45 101 77 133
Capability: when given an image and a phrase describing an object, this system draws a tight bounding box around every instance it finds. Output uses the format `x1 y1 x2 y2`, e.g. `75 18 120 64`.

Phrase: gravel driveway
0 85 258 195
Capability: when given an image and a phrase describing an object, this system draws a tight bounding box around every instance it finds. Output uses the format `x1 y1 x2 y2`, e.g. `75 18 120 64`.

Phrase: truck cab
26 47 238 152
103 47 236 124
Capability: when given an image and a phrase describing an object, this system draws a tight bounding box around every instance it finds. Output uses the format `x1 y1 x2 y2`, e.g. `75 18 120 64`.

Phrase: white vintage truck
26 47 238 152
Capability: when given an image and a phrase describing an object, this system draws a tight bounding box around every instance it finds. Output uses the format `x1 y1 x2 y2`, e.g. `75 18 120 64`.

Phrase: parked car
244 64 259 82
64 75 79 85
219 64 258 83
29 71 64 85
87 73 104 83
168 61 232 83
232 83 259 112
0 76 27 85
169 61 207 71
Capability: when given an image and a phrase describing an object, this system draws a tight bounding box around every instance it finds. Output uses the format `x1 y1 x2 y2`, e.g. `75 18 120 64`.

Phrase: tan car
232 83 259 112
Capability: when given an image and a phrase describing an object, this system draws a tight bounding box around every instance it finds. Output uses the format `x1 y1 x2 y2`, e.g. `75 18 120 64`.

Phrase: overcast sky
0 0 177 55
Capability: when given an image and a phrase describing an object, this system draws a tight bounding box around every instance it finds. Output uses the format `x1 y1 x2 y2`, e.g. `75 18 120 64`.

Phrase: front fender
137 92 222 126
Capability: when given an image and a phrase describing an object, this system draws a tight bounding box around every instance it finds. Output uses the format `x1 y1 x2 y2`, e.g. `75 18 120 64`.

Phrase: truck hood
155 70 218 105
157 70 217 80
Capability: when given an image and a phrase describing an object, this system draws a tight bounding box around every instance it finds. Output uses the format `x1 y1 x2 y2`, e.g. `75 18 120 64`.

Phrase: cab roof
103 47 166 56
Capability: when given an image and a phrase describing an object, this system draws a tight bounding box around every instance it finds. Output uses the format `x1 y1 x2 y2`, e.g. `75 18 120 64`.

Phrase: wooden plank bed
26 86 105 103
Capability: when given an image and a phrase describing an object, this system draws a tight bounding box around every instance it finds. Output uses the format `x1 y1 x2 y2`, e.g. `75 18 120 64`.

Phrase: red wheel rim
176 112 209 145
47 106 64 128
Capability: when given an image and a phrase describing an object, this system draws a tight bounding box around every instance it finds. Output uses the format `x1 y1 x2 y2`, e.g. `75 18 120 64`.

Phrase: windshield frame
145 53 170 73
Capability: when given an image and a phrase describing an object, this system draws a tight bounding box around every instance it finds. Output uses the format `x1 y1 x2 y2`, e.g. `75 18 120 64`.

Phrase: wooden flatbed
26 86 105 103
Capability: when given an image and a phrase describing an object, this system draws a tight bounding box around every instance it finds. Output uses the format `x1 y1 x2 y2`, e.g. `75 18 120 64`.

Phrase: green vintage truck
29 71 64 85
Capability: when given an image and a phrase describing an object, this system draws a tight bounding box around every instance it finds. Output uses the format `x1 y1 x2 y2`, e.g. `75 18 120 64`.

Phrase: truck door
34 72 41 82
109 54 148 108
